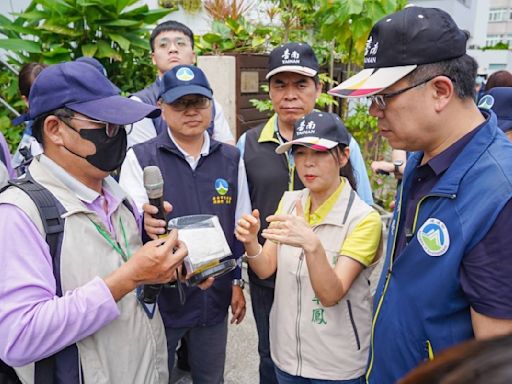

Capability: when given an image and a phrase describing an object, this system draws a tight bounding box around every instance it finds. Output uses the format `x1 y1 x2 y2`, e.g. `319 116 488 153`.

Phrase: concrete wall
197 56 237 136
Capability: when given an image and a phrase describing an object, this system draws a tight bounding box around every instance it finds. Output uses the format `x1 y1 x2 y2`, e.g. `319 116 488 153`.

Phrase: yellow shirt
276 179 381 267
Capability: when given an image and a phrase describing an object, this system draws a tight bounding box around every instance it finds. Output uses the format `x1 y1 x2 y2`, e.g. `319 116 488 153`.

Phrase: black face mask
65 126 127 172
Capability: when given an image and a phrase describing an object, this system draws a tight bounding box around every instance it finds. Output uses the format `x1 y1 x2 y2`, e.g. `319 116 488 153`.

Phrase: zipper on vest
425 340 434 360
411 193 456 236
347 300 361 350
365 190 456 382
366 183 404 382
295 253 304 376
347 300 361 351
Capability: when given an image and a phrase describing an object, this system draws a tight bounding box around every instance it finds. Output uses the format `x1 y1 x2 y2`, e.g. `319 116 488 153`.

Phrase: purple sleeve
0 204 120 366
0 132 15 178
460 198 512 319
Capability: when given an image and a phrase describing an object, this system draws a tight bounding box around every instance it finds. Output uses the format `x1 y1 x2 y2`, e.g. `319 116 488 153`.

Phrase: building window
486 34 506 46
489 8 507 22
489 64 507 71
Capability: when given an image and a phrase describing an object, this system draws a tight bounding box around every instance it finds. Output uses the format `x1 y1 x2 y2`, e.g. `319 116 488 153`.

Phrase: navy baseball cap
329 6 468 98
276 111 350 154
25 61 160 124
478 87 512 132
266 42 319 80
75 56 108 77
159 65 213 104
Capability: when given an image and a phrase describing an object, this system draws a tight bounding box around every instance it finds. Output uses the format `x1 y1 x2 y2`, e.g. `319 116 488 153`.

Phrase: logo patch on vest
212 178 232 205
417 218 450 256
176 67 194 81
478 94 494 110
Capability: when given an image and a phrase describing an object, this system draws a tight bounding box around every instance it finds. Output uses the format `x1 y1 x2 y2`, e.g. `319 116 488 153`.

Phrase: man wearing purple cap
0 61 187 383
330 6 512 383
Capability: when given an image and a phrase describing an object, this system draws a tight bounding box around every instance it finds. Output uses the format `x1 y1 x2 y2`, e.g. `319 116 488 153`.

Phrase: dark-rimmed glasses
168 96 211 112
369 74 449 110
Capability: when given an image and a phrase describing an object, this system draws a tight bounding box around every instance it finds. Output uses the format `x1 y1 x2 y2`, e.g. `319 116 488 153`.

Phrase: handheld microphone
144 166 167 225
138 166 167 316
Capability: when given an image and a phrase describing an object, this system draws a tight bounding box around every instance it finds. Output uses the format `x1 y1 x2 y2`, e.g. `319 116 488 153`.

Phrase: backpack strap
3 172 81 384
8 172 66 296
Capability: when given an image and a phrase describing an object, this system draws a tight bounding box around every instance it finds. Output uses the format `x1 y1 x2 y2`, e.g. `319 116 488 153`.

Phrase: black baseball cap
266 42 319 80
329 6 468 98
276 111 350 154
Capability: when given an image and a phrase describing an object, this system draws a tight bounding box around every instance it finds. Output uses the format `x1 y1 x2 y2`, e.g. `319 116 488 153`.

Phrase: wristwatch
393 160 404 173
232 279 245 290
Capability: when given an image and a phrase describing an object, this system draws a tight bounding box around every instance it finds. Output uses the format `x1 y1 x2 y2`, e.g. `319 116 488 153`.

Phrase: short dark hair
32 107 74 146
150 20 194 51
18 63 48 98
484 70 512 91
405 54 478 100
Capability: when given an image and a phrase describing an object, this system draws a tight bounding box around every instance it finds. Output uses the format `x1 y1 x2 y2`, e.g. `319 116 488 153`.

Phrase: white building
408 0 512 75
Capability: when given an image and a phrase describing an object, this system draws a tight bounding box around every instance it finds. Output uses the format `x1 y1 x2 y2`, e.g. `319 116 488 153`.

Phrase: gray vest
0 158 168 384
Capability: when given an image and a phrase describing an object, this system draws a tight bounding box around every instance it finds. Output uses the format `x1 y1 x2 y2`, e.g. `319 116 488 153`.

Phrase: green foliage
0 70 24 152
250 85 273 113
196 17 273 55
482 42 509 51
159 0 201 13
316 0 408 66
249 75 338 113
0 0 175 149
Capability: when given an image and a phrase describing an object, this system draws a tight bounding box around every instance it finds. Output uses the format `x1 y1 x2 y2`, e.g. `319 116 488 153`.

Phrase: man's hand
143 200 173 240
105 229 187 301
371 160 394 175
230 285 246 325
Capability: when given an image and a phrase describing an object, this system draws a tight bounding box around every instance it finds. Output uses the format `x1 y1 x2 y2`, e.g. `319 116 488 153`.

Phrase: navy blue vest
132 132 240 328
133 79 215 137
368 112 512 383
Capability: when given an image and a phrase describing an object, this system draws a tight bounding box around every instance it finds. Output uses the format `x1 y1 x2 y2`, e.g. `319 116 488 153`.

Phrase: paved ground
171 266 259 384
170 216 390 384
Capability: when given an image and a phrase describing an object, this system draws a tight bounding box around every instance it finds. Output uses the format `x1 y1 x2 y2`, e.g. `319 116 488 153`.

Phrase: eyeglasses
58 115 133 137
156 37 191 50
168 96 211 112
368 74 448 110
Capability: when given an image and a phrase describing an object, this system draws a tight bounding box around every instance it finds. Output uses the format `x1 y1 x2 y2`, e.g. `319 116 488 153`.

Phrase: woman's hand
235 209 261 244
262 200 320 253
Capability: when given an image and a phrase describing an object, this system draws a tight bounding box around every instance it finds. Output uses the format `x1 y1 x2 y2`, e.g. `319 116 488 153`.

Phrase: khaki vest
0 158 168 384
270 183 380 380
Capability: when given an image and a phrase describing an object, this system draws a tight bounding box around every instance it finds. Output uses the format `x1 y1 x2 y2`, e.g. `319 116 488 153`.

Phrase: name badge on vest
417 218 450 256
